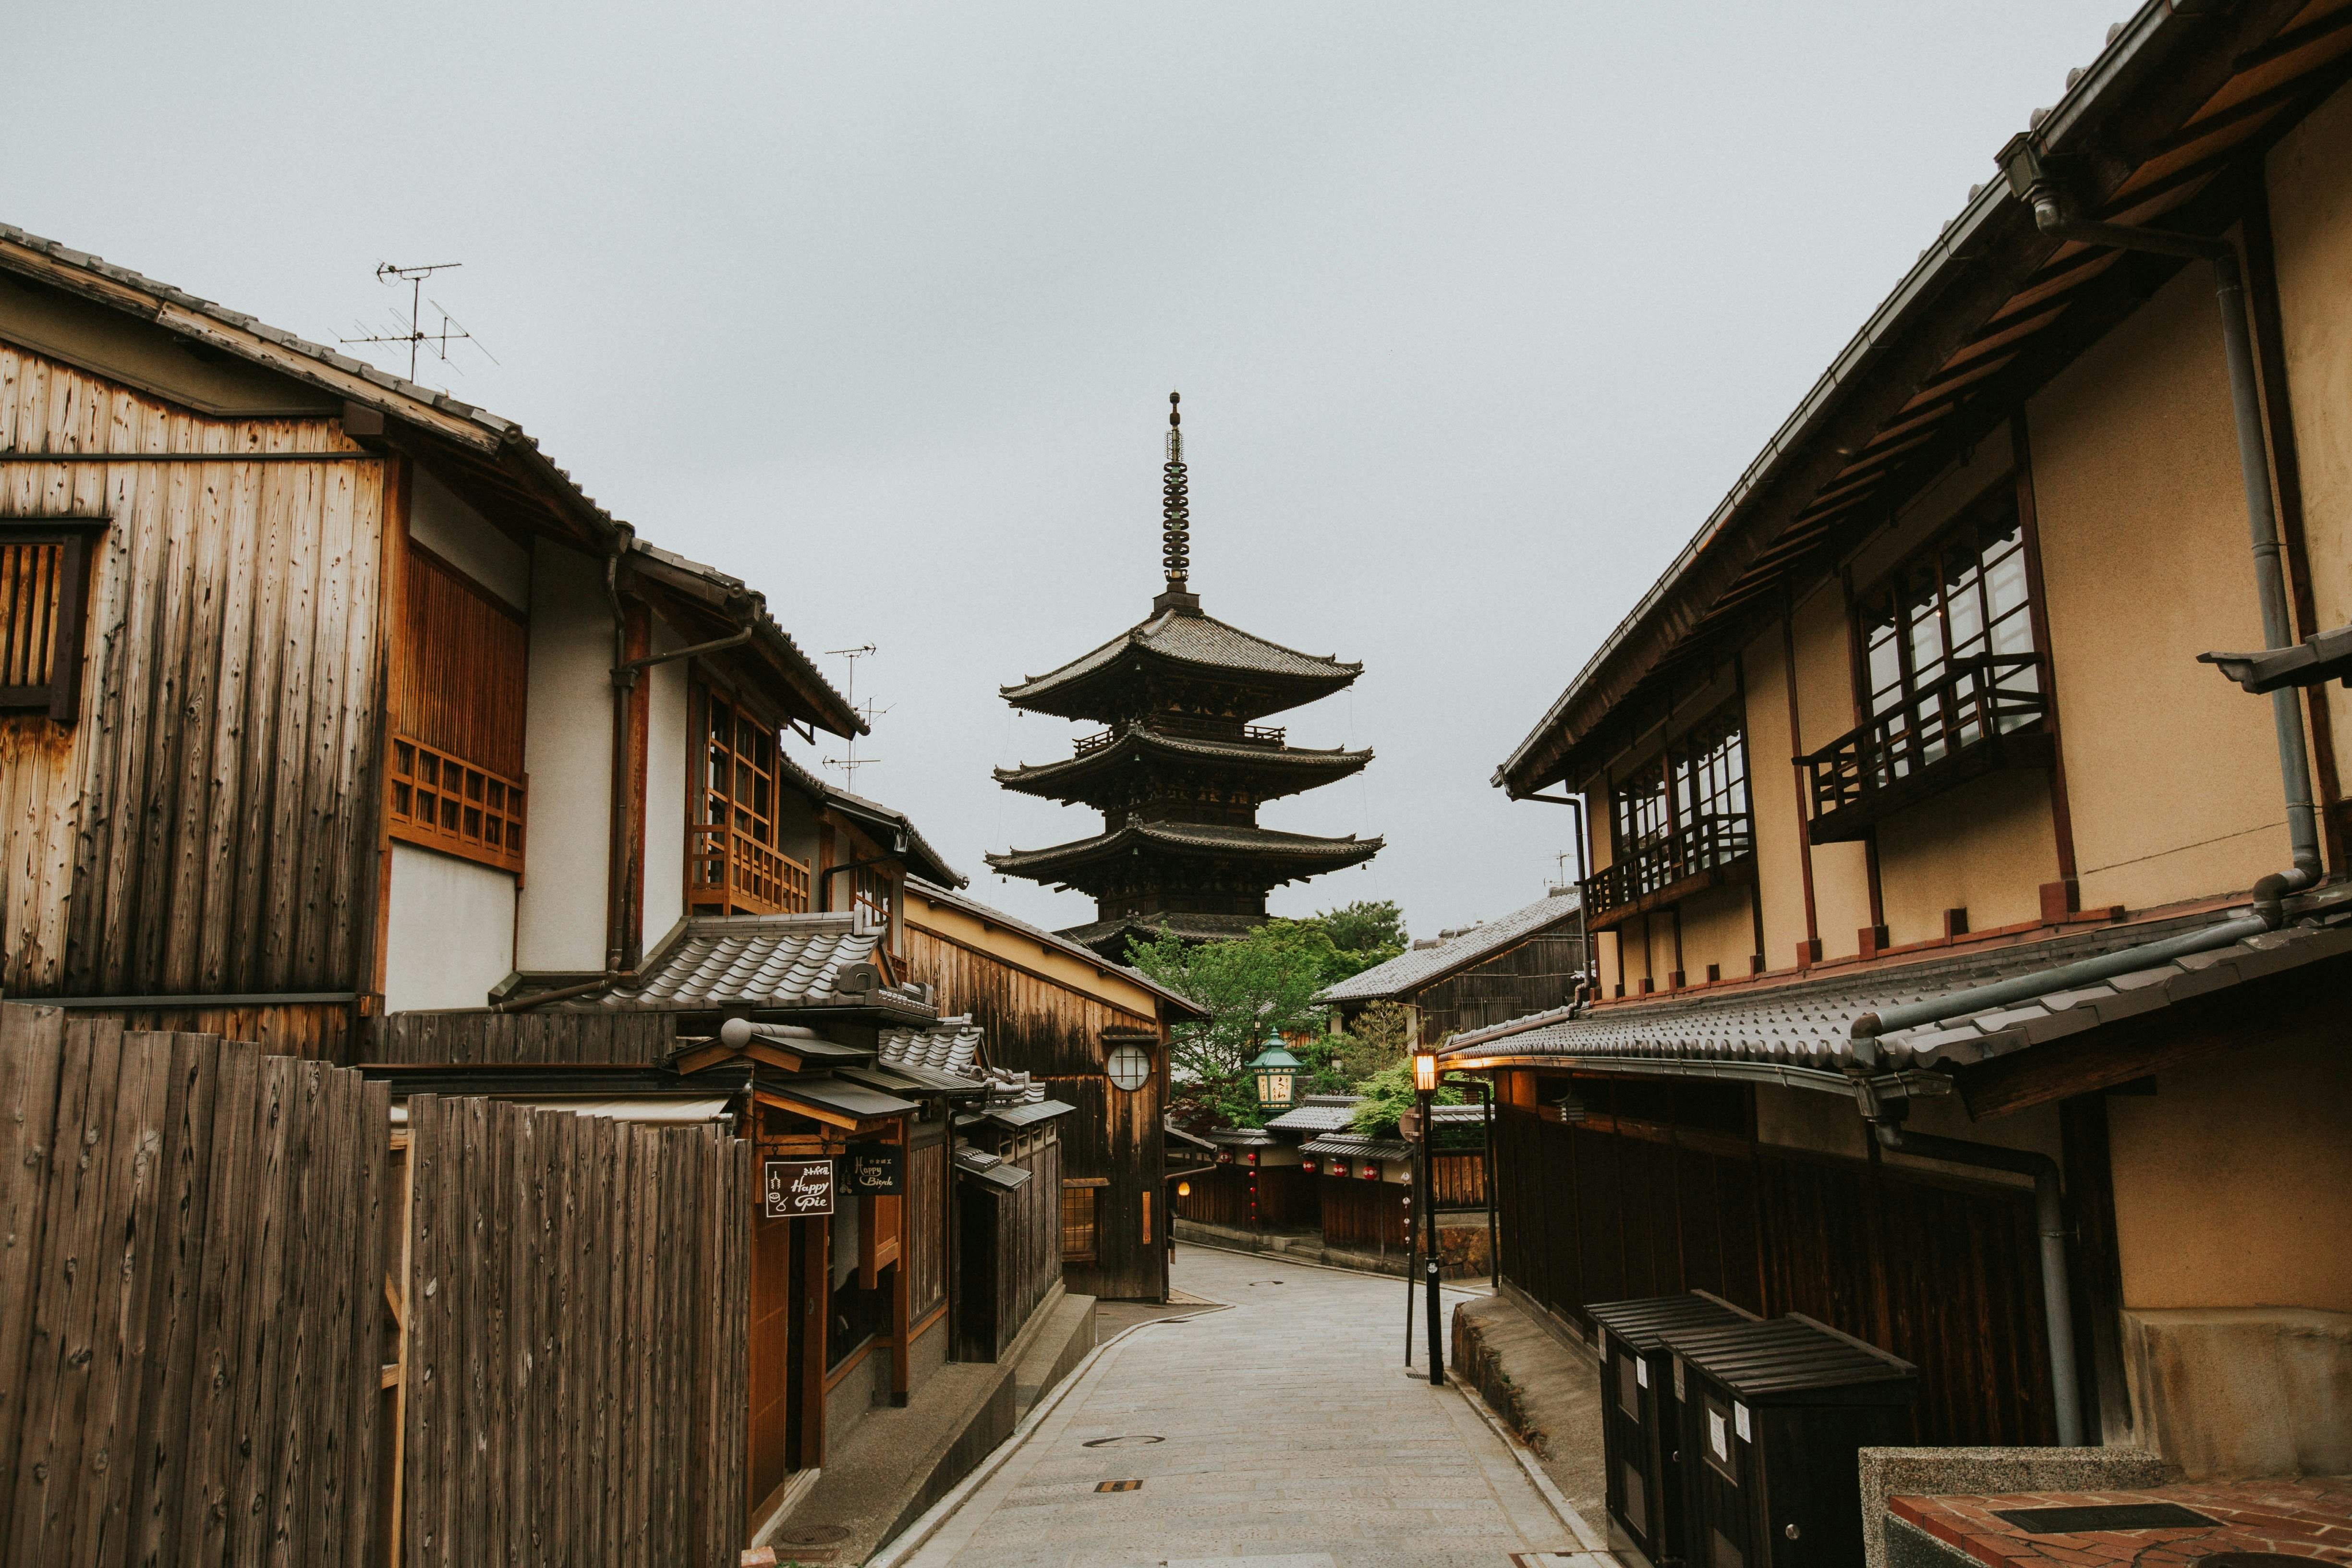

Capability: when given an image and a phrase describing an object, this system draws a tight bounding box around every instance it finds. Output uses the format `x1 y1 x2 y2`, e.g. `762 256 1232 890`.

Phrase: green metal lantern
1247 1034 1302 1110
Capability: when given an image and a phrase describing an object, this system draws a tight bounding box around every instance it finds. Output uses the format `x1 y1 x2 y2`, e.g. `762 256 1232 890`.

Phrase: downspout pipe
2000 153 2322 892
1855 1092 2082 1446
1522 788 1600 1009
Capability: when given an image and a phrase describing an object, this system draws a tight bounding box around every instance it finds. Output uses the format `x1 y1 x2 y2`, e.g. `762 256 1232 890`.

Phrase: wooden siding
370 1008 678 1065
1492 1100 2056 1447
71 998 354 1063
0 1006 391 1566
906 1137 948 1321
401 1093 750 1567
1429 1151 1488 1210
393 545 527 779
956 1130 1063 1362
1413 927 1585 1043
1318 1177 1410 1252
908 921 1167 1301
0 345 387 999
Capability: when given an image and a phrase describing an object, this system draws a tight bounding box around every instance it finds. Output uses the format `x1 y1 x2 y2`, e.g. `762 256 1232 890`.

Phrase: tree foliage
1346 1058 1465 1140
1328 999 1414 1082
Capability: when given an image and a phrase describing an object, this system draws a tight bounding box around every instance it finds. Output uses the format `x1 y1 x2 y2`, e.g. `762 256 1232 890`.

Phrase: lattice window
690 683 810 916
1858 505 2039 768
1609 704 1751 885
0 524 99 723
387 735 526 875
1060 1184 1099 1261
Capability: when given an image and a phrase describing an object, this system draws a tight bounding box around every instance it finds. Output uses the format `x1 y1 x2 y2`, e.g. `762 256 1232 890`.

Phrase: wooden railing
688 824 810 915
388 733 526 874
1580 812 1753 924
1801 655 2050 844
1072 715 1287 758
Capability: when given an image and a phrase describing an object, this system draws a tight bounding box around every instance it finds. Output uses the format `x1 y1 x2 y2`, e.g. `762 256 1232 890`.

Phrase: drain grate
1081 1434 1165 1448
1095 1479 1144 1493
1993 1504 2217 1534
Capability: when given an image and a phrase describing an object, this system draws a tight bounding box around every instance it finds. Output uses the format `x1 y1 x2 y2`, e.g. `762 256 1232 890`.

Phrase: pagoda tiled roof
1001 606 1360 718
995 722 1372 801
984 821 1382 883
1054 910 1274 957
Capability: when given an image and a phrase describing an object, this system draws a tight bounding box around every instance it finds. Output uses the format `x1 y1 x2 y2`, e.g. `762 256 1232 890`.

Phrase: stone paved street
898 1245 1609 1568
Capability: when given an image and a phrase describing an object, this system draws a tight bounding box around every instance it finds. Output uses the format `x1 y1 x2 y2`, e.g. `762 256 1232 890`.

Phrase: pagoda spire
1155 392 1201 613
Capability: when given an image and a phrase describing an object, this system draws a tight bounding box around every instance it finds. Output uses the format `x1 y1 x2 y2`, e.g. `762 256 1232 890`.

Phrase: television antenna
340 261 499 383
823 645 882 790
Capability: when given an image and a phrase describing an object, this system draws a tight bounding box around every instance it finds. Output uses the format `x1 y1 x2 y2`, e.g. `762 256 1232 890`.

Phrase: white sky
7 0 2130 941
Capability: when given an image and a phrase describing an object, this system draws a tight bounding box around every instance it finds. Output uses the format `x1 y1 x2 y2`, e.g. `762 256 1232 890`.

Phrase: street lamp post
1246 1034 1302 1113
1412 1047 1443 1386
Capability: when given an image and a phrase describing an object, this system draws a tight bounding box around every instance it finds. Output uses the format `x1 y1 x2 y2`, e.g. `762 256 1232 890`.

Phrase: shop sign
845 1143 903 1196
763 1158 835 1218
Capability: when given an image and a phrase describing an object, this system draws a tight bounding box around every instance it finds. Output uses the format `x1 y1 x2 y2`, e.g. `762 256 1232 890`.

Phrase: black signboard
763 1158 835 1219
845 1143 903 1197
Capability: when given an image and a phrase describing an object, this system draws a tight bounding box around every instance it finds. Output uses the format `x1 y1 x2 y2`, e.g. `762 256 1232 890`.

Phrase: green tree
1329 998 1414 1082
1315 899 1407 956
1126 924 1333 1128
1346 1058 1465 1140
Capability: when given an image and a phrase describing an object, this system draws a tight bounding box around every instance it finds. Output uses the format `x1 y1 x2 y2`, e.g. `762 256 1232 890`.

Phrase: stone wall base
2121 1306 2352 1479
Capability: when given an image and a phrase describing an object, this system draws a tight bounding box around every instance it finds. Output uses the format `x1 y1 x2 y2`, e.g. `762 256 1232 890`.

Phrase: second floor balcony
1580 812 1755 929
1801 654 2053 845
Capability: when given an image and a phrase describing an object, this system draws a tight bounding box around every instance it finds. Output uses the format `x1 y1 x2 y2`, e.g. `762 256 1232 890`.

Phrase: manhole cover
777 1526 850 1546
1995 1505 2215 1534
1082 1434 1164 1448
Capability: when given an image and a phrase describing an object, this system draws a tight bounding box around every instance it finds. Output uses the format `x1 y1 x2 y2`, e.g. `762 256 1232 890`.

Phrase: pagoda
988 394 1381 960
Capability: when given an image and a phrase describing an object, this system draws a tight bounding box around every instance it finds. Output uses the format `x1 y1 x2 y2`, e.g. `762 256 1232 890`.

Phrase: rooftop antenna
340 261 498 383
824 645 881 790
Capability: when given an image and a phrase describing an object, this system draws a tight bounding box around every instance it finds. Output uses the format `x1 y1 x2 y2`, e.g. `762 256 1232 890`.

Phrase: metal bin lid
1585 1290 1760 1353
1662 1313 1916 1406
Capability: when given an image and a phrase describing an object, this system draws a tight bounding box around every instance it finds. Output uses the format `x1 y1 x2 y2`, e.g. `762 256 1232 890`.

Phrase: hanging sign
845 1143 904 1196
764 1158 835 1219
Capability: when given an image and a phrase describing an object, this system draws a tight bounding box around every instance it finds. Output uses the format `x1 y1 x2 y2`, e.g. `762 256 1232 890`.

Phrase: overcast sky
11 1 2129 941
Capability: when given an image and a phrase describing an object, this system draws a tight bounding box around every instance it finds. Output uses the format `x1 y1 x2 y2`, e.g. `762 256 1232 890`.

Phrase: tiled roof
1003 608 1361 711
904 876 1206 1019
624 539 859 737
591 913 934 1016
996 726 1371 798
1200 1126 1278 1147
1299 1133 1413 1161
1320 891 1583 1004
1263 1096 1363 1133
986 820 1382 878
878 1016 983 1078
1055 912 1272 956
1441 898 2352 1086
1429 1102 1492 1124
820 785 966 889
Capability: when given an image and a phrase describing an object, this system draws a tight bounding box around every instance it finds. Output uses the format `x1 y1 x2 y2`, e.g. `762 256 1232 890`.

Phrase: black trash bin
1664 1313 1916 1568
1586 1291 1761 1567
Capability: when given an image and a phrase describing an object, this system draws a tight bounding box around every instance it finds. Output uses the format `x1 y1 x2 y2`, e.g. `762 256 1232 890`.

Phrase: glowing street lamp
1412 1046 1443 1386
1248 1034 1302 1110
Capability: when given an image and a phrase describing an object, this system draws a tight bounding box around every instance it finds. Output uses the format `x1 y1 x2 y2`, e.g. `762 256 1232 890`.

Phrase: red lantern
1215 1149 1233 1164
1300 1157 1319 1175
1245 1150 1259 1167
1360 1161 1380 1180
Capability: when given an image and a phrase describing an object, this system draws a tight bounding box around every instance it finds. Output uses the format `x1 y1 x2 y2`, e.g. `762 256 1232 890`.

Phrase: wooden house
902 876 1207 1301
1317 888 1586 1044
1452 1 2352 1482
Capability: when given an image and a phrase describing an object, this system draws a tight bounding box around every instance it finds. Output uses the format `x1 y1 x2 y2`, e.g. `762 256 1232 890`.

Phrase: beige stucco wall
2026 261 2291 912
1790 580 1875 957
384 840 516 1010
1755 1082 1869 1160
517 543 614 972
1675 881 1754 981
1743 626 1812 969
1875 769 2060 944
2267 78 2352 808
642 615 690 950
2108 1032 2352 1314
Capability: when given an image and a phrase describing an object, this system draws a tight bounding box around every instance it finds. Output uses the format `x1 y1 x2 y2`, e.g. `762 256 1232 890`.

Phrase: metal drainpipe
603 545 635 974
2009 175 2321 891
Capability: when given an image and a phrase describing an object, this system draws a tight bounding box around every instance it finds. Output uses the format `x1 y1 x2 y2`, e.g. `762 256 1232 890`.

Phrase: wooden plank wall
0 1002 391 1567
401 1093 751 1567
0 346 388 999
370 1008 678 1065
392 547 527 778
1429 1152 1487 1210
906 924 1164 1301
79 999 354 1063
985 1132 1063 1362
1317 1178 1410 1252
1492 1102 2055 1446
1415 928 1585 1042
906 1139 947 1322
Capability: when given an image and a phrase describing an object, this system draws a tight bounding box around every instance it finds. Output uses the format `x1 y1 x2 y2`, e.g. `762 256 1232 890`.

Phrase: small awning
837 1062 985 1095
1299 1133 1413 1161
761 1075 920 1122
956 1097 1075 1131
953 1146 1032 1192
388 1094 733 1127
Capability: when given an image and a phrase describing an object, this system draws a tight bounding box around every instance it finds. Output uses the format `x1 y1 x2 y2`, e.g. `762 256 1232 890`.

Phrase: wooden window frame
0 520 103 724
689 675 811 917
1059 1182 1099 1263
1852 490 2043 736
386 734 528 875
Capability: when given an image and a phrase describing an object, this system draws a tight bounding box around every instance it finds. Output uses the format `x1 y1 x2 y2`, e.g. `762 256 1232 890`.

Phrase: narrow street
897 1246 1609 1568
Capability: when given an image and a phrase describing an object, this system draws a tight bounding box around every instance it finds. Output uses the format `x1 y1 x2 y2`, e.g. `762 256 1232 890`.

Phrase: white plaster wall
517 543 614 972
385 842 517 1010
642 615 690 951
408 465 528 609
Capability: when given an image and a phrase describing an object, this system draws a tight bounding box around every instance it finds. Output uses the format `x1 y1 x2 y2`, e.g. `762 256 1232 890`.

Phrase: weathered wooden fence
0 1003 753 1568
370 1009 678 1065
0 1003 393 1567
399 1094 750 1567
